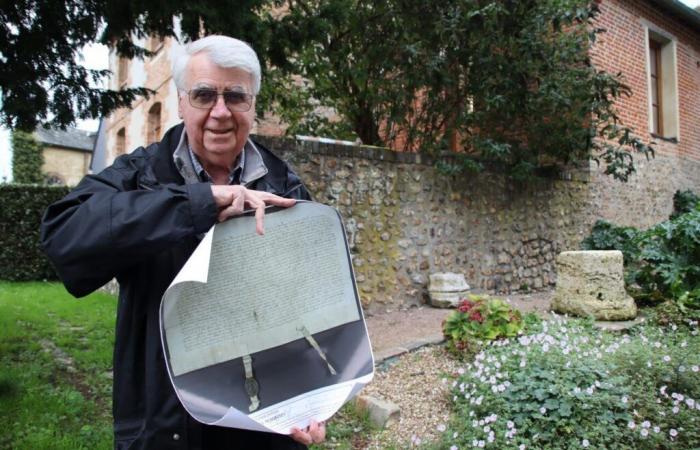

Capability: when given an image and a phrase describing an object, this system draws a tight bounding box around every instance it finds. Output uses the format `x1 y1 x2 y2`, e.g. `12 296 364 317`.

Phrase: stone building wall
256 135 700 314
42 146 91 187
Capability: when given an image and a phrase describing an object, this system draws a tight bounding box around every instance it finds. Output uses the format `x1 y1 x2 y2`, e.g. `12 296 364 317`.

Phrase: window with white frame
645 26 679 141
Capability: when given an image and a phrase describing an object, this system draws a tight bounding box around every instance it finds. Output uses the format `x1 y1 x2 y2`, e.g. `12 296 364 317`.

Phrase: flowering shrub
442 296 524 354
433 316 700 449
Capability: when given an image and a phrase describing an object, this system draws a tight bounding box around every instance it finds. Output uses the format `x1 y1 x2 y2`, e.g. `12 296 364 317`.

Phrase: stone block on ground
428 272 470 308
355 395 400 428
552 250 636 320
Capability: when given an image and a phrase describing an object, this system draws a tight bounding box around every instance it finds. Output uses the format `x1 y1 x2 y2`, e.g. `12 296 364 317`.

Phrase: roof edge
649 0 700 32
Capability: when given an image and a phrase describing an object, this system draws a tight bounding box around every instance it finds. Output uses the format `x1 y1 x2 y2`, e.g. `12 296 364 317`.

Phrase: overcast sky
1 0 699 182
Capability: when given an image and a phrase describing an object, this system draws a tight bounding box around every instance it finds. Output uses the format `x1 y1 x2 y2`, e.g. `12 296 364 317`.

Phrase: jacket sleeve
40 154 218 298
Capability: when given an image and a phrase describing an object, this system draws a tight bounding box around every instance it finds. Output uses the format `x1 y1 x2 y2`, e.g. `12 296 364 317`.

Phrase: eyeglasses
186 88 254 112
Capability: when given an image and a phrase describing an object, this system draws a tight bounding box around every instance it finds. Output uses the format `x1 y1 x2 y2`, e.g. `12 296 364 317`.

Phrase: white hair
172 35 261 94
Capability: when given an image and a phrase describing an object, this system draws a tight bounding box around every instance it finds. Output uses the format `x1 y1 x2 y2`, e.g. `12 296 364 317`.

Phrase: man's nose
210 94 231 118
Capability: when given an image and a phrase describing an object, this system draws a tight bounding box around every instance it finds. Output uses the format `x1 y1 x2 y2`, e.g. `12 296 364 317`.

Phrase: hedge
0 184 71 280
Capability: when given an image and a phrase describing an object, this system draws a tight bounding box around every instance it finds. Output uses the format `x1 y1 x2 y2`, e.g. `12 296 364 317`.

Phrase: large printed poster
160 201 374 433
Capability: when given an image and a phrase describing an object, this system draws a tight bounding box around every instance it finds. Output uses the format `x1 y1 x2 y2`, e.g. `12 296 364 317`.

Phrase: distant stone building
35 127 95 186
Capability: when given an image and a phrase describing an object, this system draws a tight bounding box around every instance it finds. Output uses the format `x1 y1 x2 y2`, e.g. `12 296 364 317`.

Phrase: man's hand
290 420 326 446
210 185 296 234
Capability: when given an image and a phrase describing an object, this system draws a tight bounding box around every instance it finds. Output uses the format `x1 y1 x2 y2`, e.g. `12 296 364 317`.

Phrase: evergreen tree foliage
0 0 280 131
11 131 44 184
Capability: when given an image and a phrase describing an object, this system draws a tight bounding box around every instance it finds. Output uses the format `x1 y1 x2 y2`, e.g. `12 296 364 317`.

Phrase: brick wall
591 0 700 162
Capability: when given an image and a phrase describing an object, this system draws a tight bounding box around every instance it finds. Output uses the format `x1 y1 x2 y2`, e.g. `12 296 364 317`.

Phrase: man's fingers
250 198 266 235
289 427 313 446
308 420 326 443
264 195 296 207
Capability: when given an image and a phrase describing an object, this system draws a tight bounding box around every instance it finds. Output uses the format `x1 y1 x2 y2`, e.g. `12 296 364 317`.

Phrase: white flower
540 407 547 414
478 440 485 448
692 365 699 373
653 426 660 433
542 343 550 352
458 368 466 375
453 432 459 438
621 396 628 404
672 406 680 414
640 429 649 438
628 421 636 429
507 421 515 429
520 360 526 368
586 387 594 395
660 386 667 395
670 429 678 438
641 421 651 428
582 439 590 447
663 355 671 362
450 446 458 450
483 426 491 433
686 398 696 408
519 445 526 450
437 424 446 432
487 432 495 443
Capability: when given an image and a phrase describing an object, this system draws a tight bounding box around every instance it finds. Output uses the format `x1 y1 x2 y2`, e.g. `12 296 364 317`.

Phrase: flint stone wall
256 135 700 315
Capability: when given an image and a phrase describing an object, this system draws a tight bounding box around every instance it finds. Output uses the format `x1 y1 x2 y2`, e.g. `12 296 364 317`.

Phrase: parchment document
163 203 361 376
159 201 374 433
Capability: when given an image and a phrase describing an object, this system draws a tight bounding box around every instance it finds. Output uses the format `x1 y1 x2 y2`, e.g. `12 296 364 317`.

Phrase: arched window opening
147 103 162 145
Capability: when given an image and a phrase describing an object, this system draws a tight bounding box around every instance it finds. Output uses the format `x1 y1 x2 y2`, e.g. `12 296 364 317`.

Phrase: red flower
469 310 484 323
458 299 475 313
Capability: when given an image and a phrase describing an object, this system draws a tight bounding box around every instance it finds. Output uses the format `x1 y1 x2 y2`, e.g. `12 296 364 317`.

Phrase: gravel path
363 345 460 448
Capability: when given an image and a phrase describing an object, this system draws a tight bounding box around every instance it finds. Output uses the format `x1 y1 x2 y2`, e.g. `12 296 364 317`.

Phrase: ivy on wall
11 131 44 184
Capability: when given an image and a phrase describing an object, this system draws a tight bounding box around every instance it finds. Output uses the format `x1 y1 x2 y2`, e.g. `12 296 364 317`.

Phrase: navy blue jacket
41 123 310 450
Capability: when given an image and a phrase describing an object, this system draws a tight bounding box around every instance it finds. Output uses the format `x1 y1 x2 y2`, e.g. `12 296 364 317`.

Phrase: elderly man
41 36 325 449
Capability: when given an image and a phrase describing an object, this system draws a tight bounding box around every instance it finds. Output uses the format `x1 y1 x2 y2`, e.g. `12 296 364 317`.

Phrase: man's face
178 52 256 168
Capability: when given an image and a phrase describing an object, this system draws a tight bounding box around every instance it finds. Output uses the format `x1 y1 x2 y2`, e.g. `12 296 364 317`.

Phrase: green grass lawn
0 282 116 450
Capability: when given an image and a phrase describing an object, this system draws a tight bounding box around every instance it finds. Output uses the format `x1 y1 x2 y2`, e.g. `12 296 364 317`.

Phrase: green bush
442 295 523 355
0 184 70 280
671 190 699 220
630 205 700 316
581 219 641 264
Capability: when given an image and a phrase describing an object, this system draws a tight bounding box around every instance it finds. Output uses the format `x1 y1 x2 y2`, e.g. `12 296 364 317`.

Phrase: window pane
651 78 658 105
652 105 659 134
649 47 657 76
